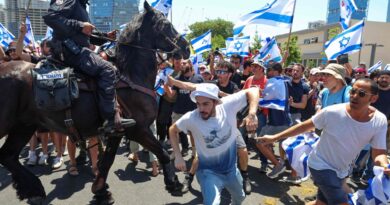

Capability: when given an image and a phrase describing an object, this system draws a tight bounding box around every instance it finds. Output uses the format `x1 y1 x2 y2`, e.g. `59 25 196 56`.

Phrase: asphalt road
0 138 367 205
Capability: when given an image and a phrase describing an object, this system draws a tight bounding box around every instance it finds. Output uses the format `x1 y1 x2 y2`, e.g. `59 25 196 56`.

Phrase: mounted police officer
43 0 134 133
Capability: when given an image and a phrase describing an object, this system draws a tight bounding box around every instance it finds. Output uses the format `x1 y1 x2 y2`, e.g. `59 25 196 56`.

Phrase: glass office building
327 0 370 24
89 0 140 32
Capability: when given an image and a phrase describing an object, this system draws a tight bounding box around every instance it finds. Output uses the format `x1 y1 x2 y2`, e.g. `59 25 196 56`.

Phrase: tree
186 18 233 50
327 26 342 40
281 35 301 66
251 30 262 52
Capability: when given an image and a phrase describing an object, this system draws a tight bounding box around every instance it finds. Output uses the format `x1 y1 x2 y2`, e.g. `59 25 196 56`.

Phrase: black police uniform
43 0 119 127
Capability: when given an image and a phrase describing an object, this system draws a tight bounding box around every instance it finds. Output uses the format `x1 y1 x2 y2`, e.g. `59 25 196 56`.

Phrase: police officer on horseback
43 0 135 133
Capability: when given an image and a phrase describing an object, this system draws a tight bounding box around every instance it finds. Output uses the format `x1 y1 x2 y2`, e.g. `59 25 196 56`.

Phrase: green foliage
328 26 341 40
186 18 233 50
251 31 262 52
281 35 301 66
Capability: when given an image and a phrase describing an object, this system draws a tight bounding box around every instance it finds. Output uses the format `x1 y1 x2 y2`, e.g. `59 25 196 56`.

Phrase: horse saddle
31 59 96 112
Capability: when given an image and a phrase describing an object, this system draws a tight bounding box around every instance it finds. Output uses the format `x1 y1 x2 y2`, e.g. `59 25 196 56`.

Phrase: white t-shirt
176 91 247 173
309 103 388 178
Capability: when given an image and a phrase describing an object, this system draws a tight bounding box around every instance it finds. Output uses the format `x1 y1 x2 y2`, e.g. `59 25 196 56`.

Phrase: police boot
241 170 251 195
102 118 136 136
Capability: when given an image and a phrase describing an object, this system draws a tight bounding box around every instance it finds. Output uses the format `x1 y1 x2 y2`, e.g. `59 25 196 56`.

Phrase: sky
1 0 388 35
163 0 389 35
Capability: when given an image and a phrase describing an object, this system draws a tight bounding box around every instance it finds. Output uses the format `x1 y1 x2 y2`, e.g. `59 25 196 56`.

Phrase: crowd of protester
1 22 390 204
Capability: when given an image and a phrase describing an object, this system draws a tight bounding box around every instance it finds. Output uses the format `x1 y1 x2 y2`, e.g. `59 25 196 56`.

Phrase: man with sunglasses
259 78 389 205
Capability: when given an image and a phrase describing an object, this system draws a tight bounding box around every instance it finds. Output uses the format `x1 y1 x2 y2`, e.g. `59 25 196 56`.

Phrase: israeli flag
0 23 15 48
340 0 358 30
348 165 390 205
225 36 250 57
367 61 382 74
154 67 174 96
190 53 203 74
119 23 127 31
325 20 364 60
259 76 288 111
384 64 390 71
233 0 295 37
151 0 172 16
282 132 319 178
191 30 212 54
24 16 36 47
257 37 282 63
43 27 53 40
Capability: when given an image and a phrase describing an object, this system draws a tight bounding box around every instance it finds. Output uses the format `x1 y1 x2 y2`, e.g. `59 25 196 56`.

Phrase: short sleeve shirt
175 91 247 173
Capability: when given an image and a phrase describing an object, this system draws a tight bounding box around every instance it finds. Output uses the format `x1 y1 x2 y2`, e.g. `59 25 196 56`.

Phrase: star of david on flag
190 30 212 54
0 23 15 48
325 20 364 60
24 16 36 48
226 36 250 57
150 0 172 16
256 36 282 63
340 0 358 30
233 0 295 37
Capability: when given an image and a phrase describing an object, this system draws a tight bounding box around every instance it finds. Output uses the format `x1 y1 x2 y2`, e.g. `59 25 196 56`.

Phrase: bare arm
169 124 187 172
343 63 353 77
163 84 176 99
241 87 260 133
371 148 390 175
168 76 197 91
15 23 32 62
290 94 308 109
0 46 5 60
258 118 315 144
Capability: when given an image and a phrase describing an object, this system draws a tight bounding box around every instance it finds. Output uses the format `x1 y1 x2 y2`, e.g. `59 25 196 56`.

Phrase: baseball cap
251 60 266 69
310 68 320 75
318 63 346 85
190 83 222 104
354 67 366 73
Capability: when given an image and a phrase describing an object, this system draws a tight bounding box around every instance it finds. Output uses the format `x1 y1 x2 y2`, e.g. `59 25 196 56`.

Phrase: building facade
5 0 50 40
327 0 370 24
276 21 390 68
89 0 140 32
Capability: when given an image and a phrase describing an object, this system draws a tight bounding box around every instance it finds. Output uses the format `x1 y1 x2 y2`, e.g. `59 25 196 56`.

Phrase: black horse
0 2 189 204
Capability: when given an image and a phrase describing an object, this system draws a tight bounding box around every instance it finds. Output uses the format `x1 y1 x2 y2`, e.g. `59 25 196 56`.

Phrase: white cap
190 83 222 104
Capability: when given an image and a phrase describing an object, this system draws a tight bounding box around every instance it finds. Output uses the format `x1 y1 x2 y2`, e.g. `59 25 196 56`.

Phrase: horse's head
141 1 190 59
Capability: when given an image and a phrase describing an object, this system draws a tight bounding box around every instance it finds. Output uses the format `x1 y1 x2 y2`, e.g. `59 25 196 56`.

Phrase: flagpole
357 17 366 65
283 0 298 68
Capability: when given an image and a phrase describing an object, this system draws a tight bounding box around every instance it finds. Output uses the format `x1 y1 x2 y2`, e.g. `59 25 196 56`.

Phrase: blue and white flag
384 64 390 71
348 165 390 205
282 132 319 178
367 61 382 74
325 20 364 60
119 23 127 31
233 0 295 37
151 0 172 16
259 76 288 111
225 36 250 57
24 16 36 48
257 37 282 63
154 67 174 96
43 27 53 40
0 23 15 48
190 53 204 74
191 30 212 54
340 0 358 30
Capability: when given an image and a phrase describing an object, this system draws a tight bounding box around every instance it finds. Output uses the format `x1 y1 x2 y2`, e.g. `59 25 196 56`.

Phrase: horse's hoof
93 191 115 205
165 181 184 196
27 196 44 205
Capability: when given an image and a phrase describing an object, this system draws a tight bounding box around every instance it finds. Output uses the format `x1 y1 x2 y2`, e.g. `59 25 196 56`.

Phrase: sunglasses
215 70 229 75
8 49 16 53
349 88 374 98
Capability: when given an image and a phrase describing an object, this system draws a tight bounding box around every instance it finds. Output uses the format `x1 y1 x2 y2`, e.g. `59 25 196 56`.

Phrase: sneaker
181 148 189 157
360 176 370 186
52 157 63 169
243 177 252 195
280 175 302 185
258 164 268 173
62 146 68 156
267 161 286 179
182 173 194 193
38 153 48 165
27 151 37 166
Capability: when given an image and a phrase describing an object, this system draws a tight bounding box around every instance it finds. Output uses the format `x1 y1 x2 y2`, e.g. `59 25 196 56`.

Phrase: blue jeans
196 168 245 205
310 168 348 204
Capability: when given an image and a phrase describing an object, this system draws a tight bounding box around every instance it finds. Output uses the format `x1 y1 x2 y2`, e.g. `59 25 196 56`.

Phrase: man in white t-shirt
169 83 259 205
258 78 389 205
